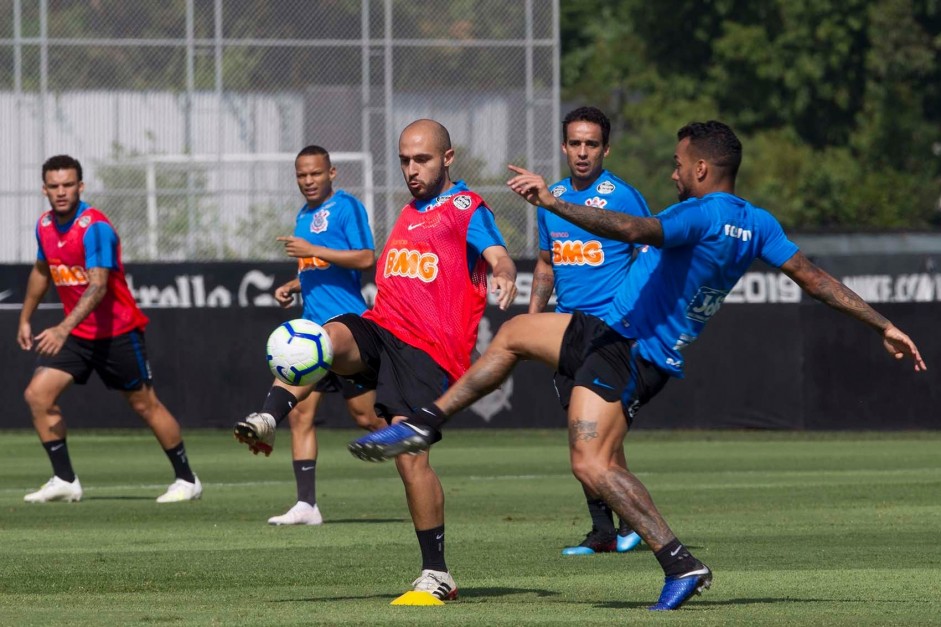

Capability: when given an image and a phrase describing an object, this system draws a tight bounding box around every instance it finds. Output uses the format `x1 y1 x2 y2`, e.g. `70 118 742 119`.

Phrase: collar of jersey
413 180 468 213
55 201 90 233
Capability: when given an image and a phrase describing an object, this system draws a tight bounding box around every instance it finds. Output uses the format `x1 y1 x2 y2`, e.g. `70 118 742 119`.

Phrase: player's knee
23 383 51 411
570 456 604 492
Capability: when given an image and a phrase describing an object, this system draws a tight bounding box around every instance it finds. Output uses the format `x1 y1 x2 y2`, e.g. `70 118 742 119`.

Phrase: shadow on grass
276 587 560 603
326 517 410 524
85 496 156 501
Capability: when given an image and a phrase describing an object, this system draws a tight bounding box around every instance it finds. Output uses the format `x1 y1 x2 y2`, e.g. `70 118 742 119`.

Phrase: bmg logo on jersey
686 286 727 323
383 248 439 282
552 240 605 266
50 264 89 286
297 256 330 272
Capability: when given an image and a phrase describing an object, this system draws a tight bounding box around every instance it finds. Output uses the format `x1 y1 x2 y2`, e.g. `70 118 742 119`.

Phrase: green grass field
2 429 940 626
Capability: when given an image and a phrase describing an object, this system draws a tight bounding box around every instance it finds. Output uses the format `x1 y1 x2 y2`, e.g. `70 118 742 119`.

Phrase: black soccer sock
586 497 617 535
617 518 636 536
293 459 316 506
416 524 447 572
43 439 76 483
412 403 448 430
164 442 196 483
261 386 298 424
654 538 702 577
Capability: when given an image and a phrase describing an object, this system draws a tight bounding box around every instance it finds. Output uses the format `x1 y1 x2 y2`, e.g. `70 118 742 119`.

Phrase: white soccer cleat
24 475 83 503
156 475 203 503
267 501 323 526
234 412 277 456
390 569 458 605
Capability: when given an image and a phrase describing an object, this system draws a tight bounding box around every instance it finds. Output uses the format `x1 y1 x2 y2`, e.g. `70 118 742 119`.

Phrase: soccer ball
266 319 333 387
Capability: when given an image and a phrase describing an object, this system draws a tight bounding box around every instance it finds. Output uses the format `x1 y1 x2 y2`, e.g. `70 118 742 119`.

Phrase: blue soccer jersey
294 189 375 324
539 170 650 317
604 192 799 377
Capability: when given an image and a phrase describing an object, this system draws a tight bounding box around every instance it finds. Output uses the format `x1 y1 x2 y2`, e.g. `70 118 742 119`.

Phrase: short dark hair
562 106 611 146
677 121 742 178
42 155 83 181
296 145 331 165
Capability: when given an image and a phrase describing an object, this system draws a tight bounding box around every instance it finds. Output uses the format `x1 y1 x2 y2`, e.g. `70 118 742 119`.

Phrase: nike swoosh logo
57 241 67 247
407 223 424 231
670 546 682 556
435 534 444 540
592 377 615 390
0 289 12 302
300 465 315 471
403 422 431 437
50 444 64 451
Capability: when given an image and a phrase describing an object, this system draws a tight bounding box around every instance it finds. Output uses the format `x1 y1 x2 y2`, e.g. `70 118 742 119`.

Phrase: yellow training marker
390 591 445 606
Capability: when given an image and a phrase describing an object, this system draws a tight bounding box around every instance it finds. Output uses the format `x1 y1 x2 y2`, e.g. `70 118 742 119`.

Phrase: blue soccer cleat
648 564 712 611
617 530 642 552
348 421 437 462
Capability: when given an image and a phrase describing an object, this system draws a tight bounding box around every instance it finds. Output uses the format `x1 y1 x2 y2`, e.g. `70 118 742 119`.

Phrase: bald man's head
400 119 452 154
398 119 455 200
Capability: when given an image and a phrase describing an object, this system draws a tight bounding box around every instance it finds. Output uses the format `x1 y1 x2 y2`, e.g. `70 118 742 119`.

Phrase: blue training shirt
295 189 375 324
539 170 650 317
414 179 506 275
603 192 799 377
36 201 119 269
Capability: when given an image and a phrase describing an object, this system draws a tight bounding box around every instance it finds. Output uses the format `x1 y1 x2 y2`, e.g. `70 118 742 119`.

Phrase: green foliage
561 0 941 229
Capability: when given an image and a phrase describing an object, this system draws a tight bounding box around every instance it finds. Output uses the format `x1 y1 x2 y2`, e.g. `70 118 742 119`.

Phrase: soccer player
533 106 648 556
233 145 384 525
238 119 518 603
18 155 202 503
349 121 926 610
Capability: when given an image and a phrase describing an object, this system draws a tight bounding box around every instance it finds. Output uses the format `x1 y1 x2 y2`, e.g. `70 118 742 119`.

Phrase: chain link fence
1 0 559 262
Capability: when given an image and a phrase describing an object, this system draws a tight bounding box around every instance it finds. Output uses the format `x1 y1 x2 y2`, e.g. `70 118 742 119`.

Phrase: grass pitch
1 429 940 626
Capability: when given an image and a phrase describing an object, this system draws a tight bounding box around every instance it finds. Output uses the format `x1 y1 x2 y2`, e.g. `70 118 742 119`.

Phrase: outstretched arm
507 165 664 247
780 251 926 372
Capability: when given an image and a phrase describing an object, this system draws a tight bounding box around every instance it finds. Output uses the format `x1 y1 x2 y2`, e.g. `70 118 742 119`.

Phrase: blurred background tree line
560 0 941 230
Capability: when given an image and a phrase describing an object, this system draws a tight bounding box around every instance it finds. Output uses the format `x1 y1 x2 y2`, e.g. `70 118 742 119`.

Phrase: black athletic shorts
36 329 153 391
557 311 670 425
314 371 369 399
329 313 449 422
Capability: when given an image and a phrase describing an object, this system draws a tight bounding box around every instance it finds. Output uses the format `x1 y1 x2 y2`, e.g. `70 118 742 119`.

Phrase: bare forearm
491 255 517 286
59 282 106 333
547 199 663 246
805 271 890 332
310 247 375 270
20 268 50 324
529 257 554 313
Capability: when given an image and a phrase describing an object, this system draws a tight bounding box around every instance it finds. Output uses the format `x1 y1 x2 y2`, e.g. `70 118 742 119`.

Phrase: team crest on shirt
41 215 52 227
469 317 514 422
310 209 330 234
452 194 472 211
596 180 615 194
78 215 92 228
551 185 567 197
584 197 607 208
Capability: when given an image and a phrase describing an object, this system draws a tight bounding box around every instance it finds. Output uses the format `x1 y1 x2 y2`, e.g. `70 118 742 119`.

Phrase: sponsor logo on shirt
551 185 567 197
452 194 472 211
686 286 728 323
50 264 89 286
310 209 330 234
78 215 92 228
724 224 752 242
552 240 604 266
585 197 607 208
383 248 439 282
298 256 330 272
596 180 615 194
41 215 52 227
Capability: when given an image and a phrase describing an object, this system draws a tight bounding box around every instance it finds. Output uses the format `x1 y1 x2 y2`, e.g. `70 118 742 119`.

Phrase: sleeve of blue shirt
466 206 507 256
755 209 799 267
657 200 712 248
83 222 119 269
537 207 550 252
36 225 46 262
342 196 376 250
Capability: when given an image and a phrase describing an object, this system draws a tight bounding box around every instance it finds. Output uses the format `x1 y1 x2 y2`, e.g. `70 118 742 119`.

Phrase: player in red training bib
18 155 202 504
236 120 518 604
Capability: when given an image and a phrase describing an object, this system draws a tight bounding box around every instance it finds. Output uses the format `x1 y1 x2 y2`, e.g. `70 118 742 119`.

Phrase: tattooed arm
780 251 926 372
529 250 555 313
507 165 664 247
33 267 109 357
